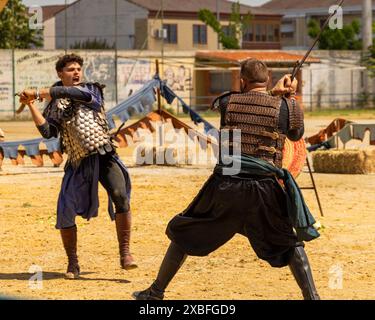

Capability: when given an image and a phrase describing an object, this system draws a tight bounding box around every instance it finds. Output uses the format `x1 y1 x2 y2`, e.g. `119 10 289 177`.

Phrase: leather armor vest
223 91 286 168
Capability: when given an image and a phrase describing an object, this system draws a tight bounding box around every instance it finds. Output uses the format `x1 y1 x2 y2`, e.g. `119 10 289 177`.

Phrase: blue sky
22 0 270 7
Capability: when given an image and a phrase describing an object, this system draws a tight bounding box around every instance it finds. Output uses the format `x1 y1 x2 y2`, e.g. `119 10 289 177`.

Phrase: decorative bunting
106 79 158 130
159 80 218 135
0 138 60 159
0 77 219 164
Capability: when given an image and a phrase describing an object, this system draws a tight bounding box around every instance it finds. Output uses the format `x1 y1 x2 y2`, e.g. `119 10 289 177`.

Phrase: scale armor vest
57 98 113 167
224 91 286 168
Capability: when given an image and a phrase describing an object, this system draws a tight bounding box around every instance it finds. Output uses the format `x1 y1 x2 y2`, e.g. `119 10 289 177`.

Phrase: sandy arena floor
0 117 375 300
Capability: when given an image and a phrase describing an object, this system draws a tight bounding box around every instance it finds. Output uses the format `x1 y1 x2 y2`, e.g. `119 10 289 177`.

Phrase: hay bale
312 149 375 174
364 149 375 173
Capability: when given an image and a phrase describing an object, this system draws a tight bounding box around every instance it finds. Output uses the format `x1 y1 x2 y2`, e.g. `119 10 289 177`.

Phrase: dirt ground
0 116 375 300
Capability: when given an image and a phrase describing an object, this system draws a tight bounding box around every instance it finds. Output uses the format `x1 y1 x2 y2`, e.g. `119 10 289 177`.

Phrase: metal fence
1 50 375 121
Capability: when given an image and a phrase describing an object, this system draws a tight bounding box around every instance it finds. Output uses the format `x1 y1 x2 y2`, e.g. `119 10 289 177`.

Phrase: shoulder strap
211 91 239 110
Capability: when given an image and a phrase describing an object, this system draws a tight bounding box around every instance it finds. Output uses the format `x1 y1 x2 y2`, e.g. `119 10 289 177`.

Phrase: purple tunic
37 82 131 229
56 152 131 229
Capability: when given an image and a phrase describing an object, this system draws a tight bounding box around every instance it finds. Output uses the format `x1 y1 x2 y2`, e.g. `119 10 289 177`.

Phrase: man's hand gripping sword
14 92 27 114
15 90 44 114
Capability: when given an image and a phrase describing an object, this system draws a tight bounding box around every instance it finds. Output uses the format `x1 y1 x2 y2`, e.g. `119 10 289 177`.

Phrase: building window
255 24 261 41
255 24 267 42
222 25 237 38
163 24 177 44
209 71 232 93
261 25 267 41
242 24 253 41
281 32 294 39
267 25 274 42
274 26 280 42
280 22 294 39
193 25 207 45
265 25 280 42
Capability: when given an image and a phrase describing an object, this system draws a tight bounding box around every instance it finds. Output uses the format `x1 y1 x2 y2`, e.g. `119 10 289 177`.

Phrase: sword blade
291 0 345 81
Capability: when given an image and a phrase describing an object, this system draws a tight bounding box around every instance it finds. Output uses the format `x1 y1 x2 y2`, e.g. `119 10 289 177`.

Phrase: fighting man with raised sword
133 58 320 300
18 53 137 279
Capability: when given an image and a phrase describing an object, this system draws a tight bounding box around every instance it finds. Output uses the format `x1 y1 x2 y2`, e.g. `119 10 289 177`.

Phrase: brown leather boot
115 212 137 270
60 225 80 279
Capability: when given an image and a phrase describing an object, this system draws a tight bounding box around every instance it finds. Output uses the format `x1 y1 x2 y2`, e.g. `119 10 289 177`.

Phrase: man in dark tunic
19 53 137 279
133 58 320 300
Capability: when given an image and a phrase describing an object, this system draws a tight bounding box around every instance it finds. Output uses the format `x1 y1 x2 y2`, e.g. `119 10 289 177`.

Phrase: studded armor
224 91 286 168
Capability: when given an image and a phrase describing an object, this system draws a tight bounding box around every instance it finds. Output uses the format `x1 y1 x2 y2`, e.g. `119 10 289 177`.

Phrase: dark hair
55 53 84 72
240 58 269 84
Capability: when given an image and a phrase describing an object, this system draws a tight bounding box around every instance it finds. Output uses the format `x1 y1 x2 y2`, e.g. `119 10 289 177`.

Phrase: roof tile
262 0 364 11
129 0 280 16
196 50 320 63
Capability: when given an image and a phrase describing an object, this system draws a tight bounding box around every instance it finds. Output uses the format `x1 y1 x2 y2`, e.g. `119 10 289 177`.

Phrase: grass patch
305 108 375 118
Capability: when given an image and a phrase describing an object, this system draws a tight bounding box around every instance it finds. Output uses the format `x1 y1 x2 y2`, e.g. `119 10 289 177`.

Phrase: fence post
114 0 118 105
12 48 16 119
310 68 313 112
351 69 354 109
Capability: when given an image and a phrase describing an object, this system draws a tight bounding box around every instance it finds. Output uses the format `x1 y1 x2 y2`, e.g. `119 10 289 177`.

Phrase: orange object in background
0 0 8 13
306 118 349 145
282 138 307 179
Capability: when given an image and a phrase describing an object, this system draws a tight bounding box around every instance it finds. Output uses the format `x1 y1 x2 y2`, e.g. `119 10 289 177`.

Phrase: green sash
216 154 320 242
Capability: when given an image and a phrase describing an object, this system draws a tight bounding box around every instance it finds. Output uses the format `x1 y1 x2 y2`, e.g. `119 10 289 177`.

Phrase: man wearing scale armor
18 54 137 279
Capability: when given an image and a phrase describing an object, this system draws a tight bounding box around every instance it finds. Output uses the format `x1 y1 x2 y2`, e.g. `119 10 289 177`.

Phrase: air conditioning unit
153 28 167 39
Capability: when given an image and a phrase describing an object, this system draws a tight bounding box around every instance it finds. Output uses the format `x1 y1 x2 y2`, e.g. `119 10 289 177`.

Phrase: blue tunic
37 82 132 229
56 152 131 229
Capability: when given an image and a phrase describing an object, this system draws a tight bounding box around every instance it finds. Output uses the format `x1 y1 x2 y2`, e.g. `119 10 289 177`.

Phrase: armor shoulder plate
211 91 239 111
284 97 304 131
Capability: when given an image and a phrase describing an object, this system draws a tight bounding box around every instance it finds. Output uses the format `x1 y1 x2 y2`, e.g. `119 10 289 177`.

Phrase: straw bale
312 149 375 174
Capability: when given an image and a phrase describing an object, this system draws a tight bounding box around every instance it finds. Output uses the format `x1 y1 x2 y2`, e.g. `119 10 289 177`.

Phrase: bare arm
29 101 45 126
19 95 58 139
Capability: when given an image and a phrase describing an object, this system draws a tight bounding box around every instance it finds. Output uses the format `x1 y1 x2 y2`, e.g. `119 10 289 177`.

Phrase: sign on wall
155 58 194 106
0 50 13 118
117 58 152 101
15 51 63 93
75 51 117 108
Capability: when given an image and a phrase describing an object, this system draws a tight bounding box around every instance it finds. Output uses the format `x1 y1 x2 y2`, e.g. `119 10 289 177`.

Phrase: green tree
307 18 361 50
361 23 375 78
0 0 42 49
198 1 252 49
70 38 115 49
